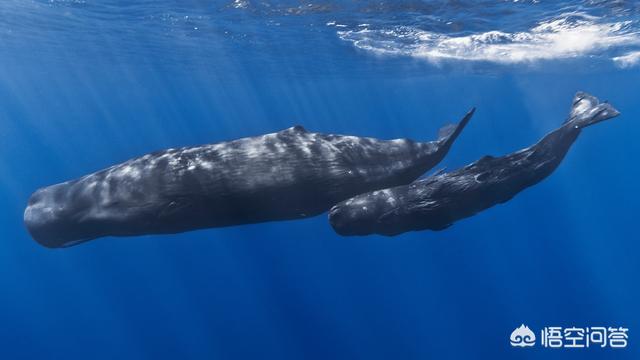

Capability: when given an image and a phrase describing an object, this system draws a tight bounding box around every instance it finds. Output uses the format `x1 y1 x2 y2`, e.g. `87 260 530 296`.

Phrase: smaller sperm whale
329 92 620 236
24 109 474 248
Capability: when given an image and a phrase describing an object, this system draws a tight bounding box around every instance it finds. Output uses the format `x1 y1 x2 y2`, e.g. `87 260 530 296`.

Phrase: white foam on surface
612 51 640 68
336 13 640 64
231 0 249 10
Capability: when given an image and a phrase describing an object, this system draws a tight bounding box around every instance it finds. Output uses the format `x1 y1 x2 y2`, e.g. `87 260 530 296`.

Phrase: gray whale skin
329 92 620 236
24 110 474 247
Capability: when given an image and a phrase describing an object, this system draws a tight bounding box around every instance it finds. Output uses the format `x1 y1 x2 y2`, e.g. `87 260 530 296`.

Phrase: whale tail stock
565 92 620 129
436 107 476 148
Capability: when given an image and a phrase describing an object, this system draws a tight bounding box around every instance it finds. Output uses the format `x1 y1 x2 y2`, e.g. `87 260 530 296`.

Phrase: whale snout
328 205 351 235
328 202 375 236
24 184 94 248
24 190 57 247
24 187 69 248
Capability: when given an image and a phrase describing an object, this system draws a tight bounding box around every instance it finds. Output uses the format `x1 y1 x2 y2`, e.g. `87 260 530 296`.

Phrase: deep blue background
1 1 639 359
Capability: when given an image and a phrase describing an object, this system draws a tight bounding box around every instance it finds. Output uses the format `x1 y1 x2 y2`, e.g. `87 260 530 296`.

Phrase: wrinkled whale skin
25 110 473 247
329 92 620 236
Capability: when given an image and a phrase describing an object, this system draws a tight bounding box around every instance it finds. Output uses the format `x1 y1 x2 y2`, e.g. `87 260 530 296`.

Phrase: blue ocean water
1 0 639 359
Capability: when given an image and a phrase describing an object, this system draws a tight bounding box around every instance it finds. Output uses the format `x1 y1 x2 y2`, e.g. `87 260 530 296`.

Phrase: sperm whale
329 92 620 236
24 110 474 247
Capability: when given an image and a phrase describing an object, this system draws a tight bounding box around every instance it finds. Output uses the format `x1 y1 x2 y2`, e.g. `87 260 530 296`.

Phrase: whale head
22 178 124 248
24 183 93 248
328 190 392 236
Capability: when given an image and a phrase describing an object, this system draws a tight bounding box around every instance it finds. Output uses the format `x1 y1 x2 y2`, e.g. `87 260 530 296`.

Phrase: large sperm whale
24 110 474 247
329 92 620 236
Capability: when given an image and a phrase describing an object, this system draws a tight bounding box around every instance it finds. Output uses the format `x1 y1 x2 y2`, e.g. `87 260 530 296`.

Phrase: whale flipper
565 92 620 129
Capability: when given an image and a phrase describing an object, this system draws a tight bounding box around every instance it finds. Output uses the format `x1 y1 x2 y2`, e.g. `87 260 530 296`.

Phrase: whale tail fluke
437 107 475 147
565 92 620 129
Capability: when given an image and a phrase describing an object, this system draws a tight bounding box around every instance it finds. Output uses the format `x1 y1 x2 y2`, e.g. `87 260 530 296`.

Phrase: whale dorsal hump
284 125 308 133
463 155 495 170
475 155 496 168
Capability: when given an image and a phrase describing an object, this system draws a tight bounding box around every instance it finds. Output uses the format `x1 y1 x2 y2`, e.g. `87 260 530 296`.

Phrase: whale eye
475 172 490 182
